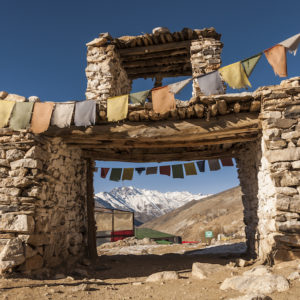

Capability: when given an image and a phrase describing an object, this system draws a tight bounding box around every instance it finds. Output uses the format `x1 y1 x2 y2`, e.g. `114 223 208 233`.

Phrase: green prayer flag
172 164 184 179
129 90 150 105
110 168 122 181
9 102 34 130
242 53 262 77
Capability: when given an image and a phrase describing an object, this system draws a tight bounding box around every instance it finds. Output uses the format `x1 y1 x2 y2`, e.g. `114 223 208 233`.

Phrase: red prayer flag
101 168 110 178
221 158 234 167
160 165 171 176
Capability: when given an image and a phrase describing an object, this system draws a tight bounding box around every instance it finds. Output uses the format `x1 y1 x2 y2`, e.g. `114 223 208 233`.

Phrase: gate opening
92 159 246 258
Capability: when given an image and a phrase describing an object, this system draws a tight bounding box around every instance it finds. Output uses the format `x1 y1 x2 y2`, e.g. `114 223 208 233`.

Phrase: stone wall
235 141 261 258
0 133 89 274
257 77 300 262
190 38 223 97
85 44 132 103
85 33 223 104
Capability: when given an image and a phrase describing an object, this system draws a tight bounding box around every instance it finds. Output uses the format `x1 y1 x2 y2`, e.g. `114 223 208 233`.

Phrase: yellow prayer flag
219 61 251 89
107 95 128 122
184 162 197 176
122 168 134 181
0 101 16 128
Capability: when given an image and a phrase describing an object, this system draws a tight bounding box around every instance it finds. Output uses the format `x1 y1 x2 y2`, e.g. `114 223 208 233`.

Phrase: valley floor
1 242 300 300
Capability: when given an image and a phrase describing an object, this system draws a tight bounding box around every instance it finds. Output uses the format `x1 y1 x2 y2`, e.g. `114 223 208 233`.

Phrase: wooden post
111 209 114 241
86 158 97 260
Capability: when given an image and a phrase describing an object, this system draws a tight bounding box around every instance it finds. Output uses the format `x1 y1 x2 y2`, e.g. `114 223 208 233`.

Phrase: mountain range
141 186 244 241
94 186 209 223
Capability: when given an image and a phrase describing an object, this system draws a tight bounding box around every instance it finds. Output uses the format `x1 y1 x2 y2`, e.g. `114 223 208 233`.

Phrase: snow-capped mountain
94 186 209 223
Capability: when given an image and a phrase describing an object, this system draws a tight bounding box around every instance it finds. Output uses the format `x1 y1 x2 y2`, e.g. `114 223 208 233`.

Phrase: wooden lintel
81 148 236 163
64 133 258 149
118 40 191 57
125 62 192 75
44 112 260 142
70 136 258 151
128 71 192 79
121 49 189 62
122 56 190 68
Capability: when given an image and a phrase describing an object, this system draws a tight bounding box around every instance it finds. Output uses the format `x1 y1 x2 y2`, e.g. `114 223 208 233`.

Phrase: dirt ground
1 242 300 300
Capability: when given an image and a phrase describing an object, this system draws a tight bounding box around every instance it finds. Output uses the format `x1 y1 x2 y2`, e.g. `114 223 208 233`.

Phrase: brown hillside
141 186 244 242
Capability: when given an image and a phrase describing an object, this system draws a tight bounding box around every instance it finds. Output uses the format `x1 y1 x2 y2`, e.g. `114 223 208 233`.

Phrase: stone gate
0 27 300 274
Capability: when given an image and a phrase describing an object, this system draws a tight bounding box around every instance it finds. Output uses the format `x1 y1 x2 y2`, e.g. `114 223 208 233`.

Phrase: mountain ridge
94 186 209 223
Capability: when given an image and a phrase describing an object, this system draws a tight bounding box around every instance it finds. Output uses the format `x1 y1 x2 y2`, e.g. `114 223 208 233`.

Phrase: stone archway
0 24 299 274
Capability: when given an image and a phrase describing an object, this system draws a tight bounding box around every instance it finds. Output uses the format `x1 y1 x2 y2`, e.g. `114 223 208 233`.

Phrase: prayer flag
172 164 184 179
242 53 262 77
9 102 33 130
264 45 287 77
122 168 134 181
107 95 128 122
135 168 145 175
279 33 300 55
101 168 110 179
168 78 192 94
31 102 54 134
51 102 75 128
152 86 176 114
146 167 158 175
159 165 171 176
74 100 96 126
221 158 234 167
129 90 150 105
219 61 252 89
184 162 197 176
208 159 221 171
196 71 224 96
110 168 122 181
0 101 16 128
196 161 205 172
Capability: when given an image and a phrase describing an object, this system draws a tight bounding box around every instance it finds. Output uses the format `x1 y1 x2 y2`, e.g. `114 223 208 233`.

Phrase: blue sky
1 0 299 194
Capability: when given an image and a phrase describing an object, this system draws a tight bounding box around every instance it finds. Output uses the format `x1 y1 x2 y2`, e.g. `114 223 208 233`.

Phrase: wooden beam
81 148 237 162
118 40 191 56
85 158 97 260
125 62 192 75
122 56 190 68
128 71 192 79
69 136 258 150
64 133 258 148
44 113 260 142
121 49 189 62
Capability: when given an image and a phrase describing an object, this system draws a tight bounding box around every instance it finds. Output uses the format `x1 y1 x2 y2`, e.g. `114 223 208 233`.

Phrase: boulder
191 262 223 279
287 271 300 280
28 96 40 102
4 93 26 102
146 271 179 282
152 27 170 34
0 214 35 233
10 158 42 170
0 238 25 272
0 91 8 99
229 295 272 300
25 254 43 271
266 147 300 163
220 266 289 294
6 149 25 162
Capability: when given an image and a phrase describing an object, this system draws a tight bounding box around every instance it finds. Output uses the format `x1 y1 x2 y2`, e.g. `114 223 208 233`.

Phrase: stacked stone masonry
85 28 223 104
1 24 300 274
0 133 88 274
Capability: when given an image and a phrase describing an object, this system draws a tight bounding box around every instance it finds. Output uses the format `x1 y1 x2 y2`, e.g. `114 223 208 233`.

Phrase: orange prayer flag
264 45 287 77
31 102 55 134
151 86 176 114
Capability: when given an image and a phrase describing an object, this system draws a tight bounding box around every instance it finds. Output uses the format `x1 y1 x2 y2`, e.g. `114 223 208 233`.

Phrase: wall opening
92 158 247 258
